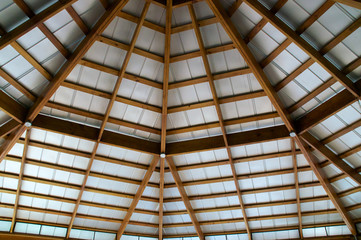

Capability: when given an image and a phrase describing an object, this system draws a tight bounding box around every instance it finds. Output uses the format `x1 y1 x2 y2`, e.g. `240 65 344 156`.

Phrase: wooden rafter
167 125 289 156
291 138 303 238
295 89 357 134
0 120 20 138
159 0 172 238
66 6 89 34
188 4 252 239
167 157 205 240
333 0 361 10
10 128 30 232
117 157 159 239
65 1 149 236
0 90 26 123
296 138 357 235
32 114 160 155
205 0 357 235
301 132 361 185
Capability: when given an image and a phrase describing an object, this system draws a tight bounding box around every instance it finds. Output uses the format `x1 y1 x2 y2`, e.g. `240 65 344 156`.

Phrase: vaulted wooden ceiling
0 0 361 239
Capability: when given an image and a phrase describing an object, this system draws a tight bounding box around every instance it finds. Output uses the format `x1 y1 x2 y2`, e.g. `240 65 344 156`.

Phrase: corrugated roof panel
81 191 132 208
125 224 158 234
252 229 299 240
136 27 165 56
0 2 28 32
74 217 120 230
163 225 197 235
17 209 71 224
122 0 145 17
146 3 166 26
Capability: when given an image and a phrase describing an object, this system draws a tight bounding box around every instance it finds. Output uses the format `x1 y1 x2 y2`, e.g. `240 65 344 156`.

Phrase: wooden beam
295 89 357 134
66 6 89 34
159 0 172 238
287 78 337 113
10 42 52 81
0 68 36 102
0 0 77 51
0 90 27 123
166 125 289 155
292 138 303 238
243 0 360 97
10 128 30 232
295 137 357 235
320 17 361 54
333 0 361 10
301 132 361 185
32 114 160 155
322 119 361 144
159 157 165 240
167 157 205 240
0 120 20 138
117 157 158 239
296 0 334 34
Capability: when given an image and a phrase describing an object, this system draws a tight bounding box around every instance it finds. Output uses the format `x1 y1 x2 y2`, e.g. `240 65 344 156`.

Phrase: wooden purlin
187 4 252 239
205 0 358 235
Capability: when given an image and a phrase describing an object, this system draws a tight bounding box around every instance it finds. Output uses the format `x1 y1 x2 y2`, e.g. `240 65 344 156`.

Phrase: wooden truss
0 0 361 239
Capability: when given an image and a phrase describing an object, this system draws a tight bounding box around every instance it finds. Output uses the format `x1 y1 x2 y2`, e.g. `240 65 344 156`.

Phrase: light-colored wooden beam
66 6 89 34
159 0 172 238
292 138 303 239
117 157 158 239
188 4 252 238
333 0 361 10
166 125 289 156
0 120 20 138
167 157 205 240
10 128 30 232
296 138 357 235
0 90 26 123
